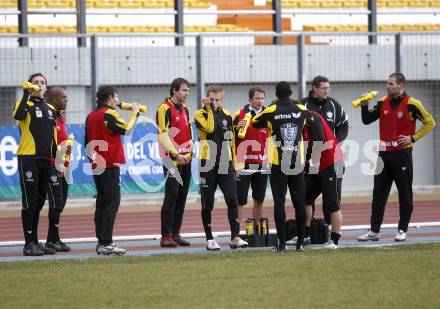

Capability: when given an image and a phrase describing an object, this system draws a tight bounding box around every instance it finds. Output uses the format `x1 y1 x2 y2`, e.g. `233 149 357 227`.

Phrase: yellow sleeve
409 98 436 142
104 108 138 135
194 107 215 134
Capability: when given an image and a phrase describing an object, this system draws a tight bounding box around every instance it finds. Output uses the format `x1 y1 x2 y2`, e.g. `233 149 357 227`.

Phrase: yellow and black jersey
13 92 57 159
362 93 435 145
194 104 235 164
252 98 322 167
104 107 138 135
156 98 193 158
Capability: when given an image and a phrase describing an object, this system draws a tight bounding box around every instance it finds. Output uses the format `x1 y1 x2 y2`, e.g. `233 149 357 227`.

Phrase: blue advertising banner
0 122 200 200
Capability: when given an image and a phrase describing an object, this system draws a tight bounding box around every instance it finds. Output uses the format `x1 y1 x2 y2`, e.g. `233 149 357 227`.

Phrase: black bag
309 218 329 244
285 219 297 240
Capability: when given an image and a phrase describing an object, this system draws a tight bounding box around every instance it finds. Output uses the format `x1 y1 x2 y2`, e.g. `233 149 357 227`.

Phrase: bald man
44 87 71 252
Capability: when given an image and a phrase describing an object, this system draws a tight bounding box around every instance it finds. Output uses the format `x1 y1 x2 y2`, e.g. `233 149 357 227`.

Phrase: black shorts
305 165 340 213
236 171 268 206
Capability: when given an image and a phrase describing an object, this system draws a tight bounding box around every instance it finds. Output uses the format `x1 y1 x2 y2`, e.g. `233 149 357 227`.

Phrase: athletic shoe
160 235 178 248
324 240 339 249
23 242 44 256
229 237 248 249
286 236 297 245
97 243 126 255
206 239 221 251
45 240 71 252
296 245 304 252
273 242 287 252
395 230 407 242
286 236 311 246
172 235 191 246
37 242 56 255
357 230 380 241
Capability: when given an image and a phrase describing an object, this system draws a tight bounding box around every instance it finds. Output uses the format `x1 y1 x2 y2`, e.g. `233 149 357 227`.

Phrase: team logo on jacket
25 171 33 181
280 123 298 151
48 110 53 117
326 111 334 122
397 111 403 119
222 119 228 129
51 175 59 184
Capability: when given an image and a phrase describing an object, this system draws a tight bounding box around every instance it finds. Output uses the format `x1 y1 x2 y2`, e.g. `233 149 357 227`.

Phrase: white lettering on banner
0 136 18 176
124 142 149 160
147 142 161 160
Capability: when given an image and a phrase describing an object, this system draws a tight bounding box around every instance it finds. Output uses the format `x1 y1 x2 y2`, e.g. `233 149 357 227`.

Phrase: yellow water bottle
352 91 378 108
237 113 252 138
22 81 40 92
119 102 147 113
63 134 75 167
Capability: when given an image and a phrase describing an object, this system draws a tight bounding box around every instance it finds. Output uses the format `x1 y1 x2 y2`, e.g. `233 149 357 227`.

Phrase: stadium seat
44 0 75 8
1 1 17 8
118 0 143 9
320 0 343 8
141 0 165 8
298 1 320 8
407 0 430 7
0 25 18 33
93 1 118 9
28 0 46 9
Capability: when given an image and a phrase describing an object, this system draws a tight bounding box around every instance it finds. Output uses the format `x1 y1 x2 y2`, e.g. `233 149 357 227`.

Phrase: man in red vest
156 78 193 247
85 85 140 255
233 86 269 224
303 111 344 249
358 73 435 242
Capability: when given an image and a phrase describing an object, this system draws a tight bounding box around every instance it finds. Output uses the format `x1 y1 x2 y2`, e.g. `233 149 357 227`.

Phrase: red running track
1 200 439 242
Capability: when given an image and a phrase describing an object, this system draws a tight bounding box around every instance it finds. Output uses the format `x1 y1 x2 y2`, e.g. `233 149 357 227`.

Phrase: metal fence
1 32 439 191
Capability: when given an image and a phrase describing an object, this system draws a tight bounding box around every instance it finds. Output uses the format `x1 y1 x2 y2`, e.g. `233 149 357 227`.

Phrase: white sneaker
206 239 221 251
230 237 248 249
395 230 407 242
286 236 297 245
97 243 126 255
357 230 380 241
324 240 339 249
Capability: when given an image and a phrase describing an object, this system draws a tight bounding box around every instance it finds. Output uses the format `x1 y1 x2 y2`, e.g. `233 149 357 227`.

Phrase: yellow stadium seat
0 25 18 33
118 0 143 8
282 1 299 8
385 0 409 7
1 1 17 8
408 0 430 7
141 0 165 8
186 0 212 8
93 0 118 8
28 0 46 9
431 0 440 7
342 0 365 8
44 0 75 8
298 0 320 8
320 0 343 8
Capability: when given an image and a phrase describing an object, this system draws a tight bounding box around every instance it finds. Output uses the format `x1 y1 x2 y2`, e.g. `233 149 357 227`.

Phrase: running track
1 200 439 242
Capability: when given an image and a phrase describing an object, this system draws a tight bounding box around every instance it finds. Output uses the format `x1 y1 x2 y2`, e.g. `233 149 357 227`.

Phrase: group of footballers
14 72 435 256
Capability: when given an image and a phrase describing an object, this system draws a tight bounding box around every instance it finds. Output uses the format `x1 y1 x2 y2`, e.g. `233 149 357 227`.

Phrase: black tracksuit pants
161 163 191 237
371 149 413 233
47 165 69 242
93 167 121 246
18 158 51 245
200 163 240 240
270 165 306 247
